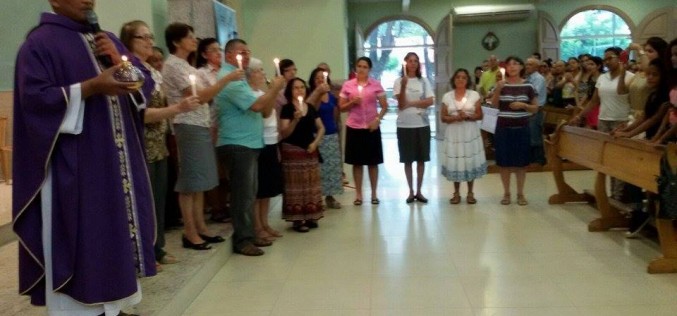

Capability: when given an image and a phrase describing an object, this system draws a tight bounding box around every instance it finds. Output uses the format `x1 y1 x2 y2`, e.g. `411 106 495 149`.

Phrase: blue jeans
217 145 260 250
528 110 546 165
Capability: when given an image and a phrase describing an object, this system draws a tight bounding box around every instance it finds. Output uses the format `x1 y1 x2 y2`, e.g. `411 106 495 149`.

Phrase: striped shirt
497 82 535 127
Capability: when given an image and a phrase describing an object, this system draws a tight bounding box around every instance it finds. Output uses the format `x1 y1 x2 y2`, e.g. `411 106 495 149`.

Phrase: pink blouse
340 78 386 129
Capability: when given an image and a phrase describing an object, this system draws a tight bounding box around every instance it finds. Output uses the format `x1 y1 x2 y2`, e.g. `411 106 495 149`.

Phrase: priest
12 0 156 314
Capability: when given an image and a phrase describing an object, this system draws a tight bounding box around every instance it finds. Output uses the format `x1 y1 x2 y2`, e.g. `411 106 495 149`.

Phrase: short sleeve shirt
393 76 435 128
161 54 211 127
214 64 263 149
596 71 634 121
339 78 386 129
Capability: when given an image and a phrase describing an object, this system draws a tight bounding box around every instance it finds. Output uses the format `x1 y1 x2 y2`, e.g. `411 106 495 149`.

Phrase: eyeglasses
133 34 154 41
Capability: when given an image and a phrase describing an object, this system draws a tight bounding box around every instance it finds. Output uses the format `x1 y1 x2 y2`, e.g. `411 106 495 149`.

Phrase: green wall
347 0 675 77
0 1 49 91
241 0 348 81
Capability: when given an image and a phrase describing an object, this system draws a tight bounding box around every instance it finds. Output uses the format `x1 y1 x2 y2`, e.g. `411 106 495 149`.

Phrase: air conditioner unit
452 4 535 23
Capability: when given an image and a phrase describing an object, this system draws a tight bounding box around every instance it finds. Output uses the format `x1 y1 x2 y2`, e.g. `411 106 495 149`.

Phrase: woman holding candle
195 37 234 223
279 78 326 232
309 67 344 209
440 68 487 204
393 52 435 204
162 23 244 250
246 57 285 241
120 20 202 268
339 57 388 205
491 56 538 205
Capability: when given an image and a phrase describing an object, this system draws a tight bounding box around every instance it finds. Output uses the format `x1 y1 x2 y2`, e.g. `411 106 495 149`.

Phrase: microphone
85 10 113 68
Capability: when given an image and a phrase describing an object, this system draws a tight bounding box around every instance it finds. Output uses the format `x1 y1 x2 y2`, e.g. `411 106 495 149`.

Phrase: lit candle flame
121 55 128 62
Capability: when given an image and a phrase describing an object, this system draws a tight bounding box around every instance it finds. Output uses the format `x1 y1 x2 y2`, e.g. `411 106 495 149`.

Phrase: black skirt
256 144 284 198
344 126 384 166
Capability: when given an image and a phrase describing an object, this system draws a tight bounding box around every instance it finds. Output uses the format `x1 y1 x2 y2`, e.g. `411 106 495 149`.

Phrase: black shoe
182 236 212 250
305 220 319 229
625 211 651 239
199 234 225 243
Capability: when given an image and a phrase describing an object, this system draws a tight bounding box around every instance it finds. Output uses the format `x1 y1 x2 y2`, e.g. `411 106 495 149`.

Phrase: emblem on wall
482 32 499 51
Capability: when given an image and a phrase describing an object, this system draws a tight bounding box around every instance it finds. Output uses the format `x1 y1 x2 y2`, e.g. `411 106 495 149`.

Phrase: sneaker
625 211 651 239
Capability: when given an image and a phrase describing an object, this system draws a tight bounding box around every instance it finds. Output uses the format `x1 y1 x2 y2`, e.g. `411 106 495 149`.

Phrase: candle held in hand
274 58 280 76
323 71 329 84
188 74 197 96
236 54 243 70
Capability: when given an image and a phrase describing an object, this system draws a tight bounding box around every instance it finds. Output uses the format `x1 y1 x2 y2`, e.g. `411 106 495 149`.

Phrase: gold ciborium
114 55 145 90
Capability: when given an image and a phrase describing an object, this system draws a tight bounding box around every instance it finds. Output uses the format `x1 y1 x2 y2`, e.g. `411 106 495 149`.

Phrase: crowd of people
10 1 677 314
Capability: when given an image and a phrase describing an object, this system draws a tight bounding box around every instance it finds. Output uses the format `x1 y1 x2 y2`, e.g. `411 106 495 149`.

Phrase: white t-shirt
596 71 634 121
393 76 435 128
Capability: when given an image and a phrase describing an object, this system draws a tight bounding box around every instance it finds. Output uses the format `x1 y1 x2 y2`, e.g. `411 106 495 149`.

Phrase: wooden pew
545 124 677 273
542 105 575 135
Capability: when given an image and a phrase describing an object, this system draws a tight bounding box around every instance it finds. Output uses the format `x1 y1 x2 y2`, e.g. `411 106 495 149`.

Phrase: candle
402 62 406 76
121 55 128 63
357 85 363 97
188 74 197 97
236 54 243 70
297 96 306 116
322 71 328 84
274 58 280 76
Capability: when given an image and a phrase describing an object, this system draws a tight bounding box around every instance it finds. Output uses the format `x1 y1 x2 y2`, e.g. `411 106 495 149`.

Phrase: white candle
322 71 329 84
402 62 406 76
297 96 306 116
236 54 243 70
357 85 363 97
274 58 280 76
188 74 197 97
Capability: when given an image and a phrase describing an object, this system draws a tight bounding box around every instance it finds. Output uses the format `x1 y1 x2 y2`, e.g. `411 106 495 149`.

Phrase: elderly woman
248 58 284 240
394 52 435 204
279 78 325 232
491 56 538 205
120 20 201 267
161 23 243 250
441 68 486 204
339 57 388 205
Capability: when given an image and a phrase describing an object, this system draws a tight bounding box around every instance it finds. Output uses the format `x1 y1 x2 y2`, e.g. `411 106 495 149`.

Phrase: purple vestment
12 13 156 306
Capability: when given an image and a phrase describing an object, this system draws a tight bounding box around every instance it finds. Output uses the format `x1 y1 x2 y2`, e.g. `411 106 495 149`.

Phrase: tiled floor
3 121 677 315
180 132 677 316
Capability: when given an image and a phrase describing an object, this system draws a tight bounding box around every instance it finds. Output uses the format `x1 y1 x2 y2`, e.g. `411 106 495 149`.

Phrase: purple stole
12 13 156 305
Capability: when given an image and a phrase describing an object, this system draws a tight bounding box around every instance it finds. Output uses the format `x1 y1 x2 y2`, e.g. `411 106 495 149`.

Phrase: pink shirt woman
339 57 388 206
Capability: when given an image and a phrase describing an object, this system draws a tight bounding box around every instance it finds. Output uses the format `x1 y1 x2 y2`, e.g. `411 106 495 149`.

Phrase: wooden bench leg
547 144 589 204
0 148 9 184
648 219 677 274
588 172 628 231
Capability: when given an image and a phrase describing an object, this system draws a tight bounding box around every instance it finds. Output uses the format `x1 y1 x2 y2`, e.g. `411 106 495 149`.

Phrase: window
560 10 631 59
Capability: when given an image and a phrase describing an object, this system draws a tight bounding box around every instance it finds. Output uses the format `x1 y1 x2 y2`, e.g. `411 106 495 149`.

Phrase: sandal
326 197 342 209
517 194 528 206
235 243 264 256
293 221 310 233
353 198 363 206
406 196 415 204
415 194 428 203
371 198 380 205
501 193 511 205
256 229 276 242
449 192 461 204
264 226 283 238
305 220 319 229
252 237 273 247
466 193 477 204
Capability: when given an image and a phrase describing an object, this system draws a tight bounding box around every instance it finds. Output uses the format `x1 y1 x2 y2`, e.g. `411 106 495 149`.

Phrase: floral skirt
280 143 324 221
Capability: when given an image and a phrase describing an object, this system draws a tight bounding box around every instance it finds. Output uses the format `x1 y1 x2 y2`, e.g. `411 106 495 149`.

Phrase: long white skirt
441 121 487 182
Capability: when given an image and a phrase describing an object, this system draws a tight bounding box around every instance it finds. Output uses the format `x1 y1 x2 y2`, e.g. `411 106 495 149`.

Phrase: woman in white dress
441 68 487 204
